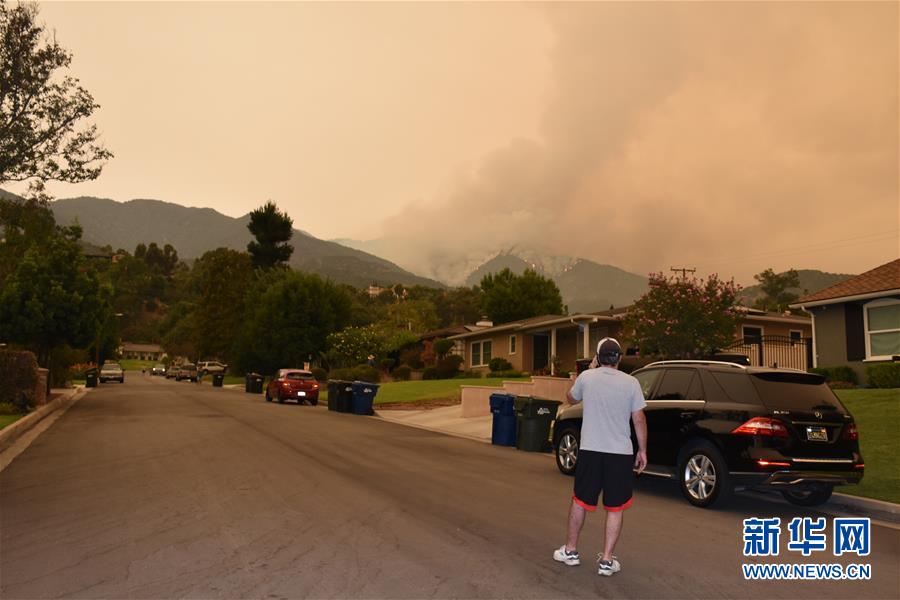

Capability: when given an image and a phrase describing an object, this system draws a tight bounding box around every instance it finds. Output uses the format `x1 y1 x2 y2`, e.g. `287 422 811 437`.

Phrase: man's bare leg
566 500 586 551
601 510 623 561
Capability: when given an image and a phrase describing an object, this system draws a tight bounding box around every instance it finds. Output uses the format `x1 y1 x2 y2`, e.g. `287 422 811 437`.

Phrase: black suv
552 361 864 508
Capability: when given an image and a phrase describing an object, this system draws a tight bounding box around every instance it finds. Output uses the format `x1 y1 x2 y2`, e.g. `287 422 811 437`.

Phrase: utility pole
670 267 696 279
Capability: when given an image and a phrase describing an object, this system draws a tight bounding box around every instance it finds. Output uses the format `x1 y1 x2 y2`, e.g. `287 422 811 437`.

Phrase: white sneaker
553 545 581 566
597 556 621 576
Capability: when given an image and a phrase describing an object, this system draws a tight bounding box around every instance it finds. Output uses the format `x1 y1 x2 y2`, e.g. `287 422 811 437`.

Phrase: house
449 310 626 375
119 342 165 362
790 258 900 384
449 307 813 375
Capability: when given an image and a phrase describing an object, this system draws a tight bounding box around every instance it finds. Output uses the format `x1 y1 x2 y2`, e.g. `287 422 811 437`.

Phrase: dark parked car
99 362 125 383
265 369 320 405
551 360 864 508
175 363 198 382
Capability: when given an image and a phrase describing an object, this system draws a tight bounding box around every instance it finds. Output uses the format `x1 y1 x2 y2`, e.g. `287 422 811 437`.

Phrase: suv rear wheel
677 440 732 508
555 426 580 476
781 484 833 507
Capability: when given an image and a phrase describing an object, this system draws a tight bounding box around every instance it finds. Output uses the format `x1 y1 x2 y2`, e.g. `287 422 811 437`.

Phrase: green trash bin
212 373 224 387
515 396 562 452
248 373 264 394
85 369 98 388
327 380 338 411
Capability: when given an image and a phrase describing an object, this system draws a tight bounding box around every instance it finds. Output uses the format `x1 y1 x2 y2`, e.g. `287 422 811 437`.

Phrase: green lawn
0 414 24 430
372 378 504 404
117 359 160 372
835 389 900 504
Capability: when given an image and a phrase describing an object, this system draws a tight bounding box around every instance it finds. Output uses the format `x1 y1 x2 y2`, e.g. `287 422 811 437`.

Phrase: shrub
0 350 39 412
457 370 482 379
399 348 424 370
866 363 900 389
327 364 380 383
810 366 858 385
485 369 528 378
310 367 328 382
422 366 440 380
828 381 856 390
0 402 21 416
489 357 513 372
380 358 396 372
433 339 455 359
436 354 464 378
392 365 412 381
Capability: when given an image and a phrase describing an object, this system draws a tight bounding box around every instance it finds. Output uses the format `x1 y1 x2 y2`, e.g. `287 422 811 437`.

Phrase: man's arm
631 409 647 473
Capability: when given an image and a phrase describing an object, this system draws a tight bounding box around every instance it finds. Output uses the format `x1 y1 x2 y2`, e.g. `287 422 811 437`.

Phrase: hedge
810 366 858 385
310 367 327 382
866 363 900 389
328 364 380 383
392 365 412 381
0 350 39 413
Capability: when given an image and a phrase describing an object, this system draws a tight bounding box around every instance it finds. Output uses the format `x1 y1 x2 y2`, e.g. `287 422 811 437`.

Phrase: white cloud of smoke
373 2 899 286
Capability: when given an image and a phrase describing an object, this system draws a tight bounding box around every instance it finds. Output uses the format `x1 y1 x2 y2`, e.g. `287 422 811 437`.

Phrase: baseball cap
596 337 622 365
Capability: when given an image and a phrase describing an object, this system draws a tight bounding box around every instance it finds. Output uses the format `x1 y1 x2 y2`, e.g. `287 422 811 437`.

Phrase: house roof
121 342 163 353
449 313 623 340
793 259 900 307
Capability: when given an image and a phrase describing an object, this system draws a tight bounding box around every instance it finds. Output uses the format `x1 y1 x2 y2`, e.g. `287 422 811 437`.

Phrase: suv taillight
732 417 789 438
840 423 859 441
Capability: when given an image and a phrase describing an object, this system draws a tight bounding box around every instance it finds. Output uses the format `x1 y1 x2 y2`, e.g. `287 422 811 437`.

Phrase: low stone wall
501 380 535 397
34 369 49 406
530 376 574 402
460 386 502 418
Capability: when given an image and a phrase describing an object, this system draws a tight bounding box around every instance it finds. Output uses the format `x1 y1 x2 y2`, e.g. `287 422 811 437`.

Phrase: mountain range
32 194 442 289
1 190 853 311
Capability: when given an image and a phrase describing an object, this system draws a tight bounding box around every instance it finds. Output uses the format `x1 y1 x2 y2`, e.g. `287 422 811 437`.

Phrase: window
789 330 802 344
471 340 493 367
864 299 900 360
652 369 695 400
743 326 763 345
509 335 517 354
633 369 660 399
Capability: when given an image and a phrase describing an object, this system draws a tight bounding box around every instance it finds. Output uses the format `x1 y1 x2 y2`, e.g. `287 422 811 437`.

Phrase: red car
265 369 320 405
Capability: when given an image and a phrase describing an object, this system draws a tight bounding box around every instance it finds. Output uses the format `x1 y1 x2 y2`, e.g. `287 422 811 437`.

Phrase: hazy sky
12 1 899 285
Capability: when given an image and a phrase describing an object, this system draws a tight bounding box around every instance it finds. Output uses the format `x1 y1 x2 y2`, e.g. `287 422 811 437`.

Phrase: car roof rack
643 360 748 370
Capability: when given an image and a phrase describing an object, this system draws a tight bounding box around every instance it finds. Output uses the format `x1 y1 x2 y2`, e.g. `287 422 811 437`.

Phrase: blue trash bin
351 381 379 415
489 393 517 446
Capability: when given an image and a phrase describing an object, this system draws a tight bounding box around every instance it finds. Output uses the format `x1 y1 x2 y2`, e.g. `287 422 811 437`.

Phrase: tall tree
752 268 801 313
233 271 352 374
624 273 742 359
0 222 108 369
246 201 294 269
191 248 254 362
479 268 564 324
0 3 112 198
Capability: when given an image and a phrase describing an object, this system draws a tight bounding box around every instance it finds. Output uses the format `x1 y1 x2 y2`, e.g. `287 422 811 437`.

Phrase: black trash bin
515 396 562 452
489 393 517 446
85 369 98 388
327 380 338 411
351 381 379 415
246 373 264 394
334 380 354 413
212 373 224 387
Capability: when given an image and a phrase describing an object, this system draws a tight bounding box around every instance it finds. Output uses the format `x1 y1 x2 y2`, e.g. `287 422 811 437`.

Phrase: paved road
1 375 897 599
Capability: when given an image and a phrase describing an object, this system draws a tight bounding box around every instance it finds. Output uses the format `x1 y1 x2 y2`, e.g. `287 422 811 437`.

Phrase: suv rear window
709 372 761 405
653 369 695 400
750 372 847 412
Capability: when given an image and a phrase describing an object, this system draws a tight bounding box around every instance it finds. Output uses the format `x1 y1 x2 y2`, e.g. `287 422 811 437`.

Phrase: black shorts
573 450 634 512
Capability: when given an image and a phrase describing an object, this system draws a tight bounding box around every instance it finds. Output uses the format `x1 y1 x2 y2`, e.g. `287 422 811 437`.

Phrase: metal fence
721 335 812 370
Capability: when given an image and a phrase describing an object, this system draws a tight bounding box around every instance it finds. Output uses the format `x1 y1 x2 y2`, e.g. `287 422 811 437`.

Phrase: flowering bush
325 326 386 368
624 273 742 359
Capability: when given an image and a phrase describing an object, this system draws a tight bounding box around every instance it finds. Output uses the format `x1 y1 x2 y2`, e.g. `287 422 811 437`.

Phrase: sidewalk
376 404 493 443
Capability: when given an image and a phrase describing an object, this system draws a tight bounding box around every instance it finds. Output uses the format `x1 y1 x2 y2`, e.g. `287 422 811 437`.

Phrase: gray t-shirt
569 367 647 455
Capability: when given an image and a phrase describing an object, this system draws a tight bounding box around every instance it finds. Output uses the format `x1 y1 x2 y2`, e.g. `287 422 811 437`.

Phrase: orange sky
12 1 899 285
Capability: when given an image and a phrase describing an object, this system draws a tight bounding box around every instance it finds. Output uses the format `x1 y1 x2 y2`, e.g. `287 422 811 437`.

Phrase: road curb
828 493 900 524
0 386 86 453
373 410 493 445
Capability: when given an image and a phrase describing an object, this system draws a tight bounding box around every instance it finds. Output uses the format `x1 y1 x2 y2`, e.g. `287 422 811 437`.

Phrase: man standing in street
552 337 648 576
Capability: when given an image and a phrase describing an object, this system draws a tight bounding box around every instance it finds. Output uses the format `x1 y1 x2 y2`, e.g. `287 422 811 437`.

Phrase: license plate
806 426 828 442
297 391 306 397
